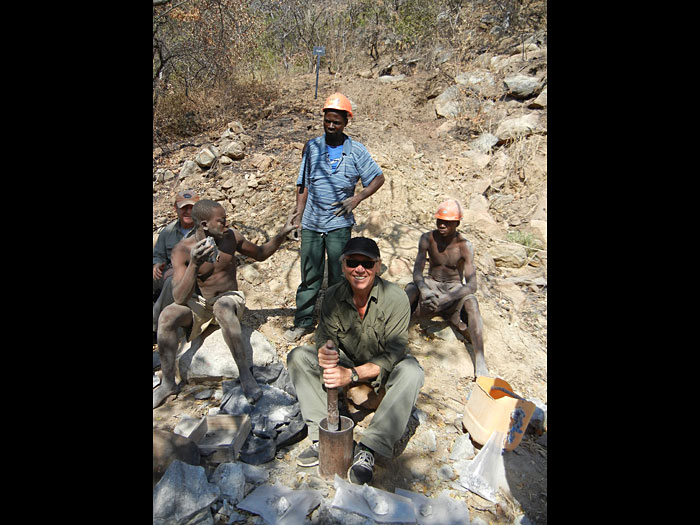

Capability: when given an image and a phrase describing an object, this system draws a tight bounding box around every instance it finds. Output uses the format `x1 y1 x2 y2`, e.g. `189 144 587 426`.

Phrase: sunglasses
345 259 377 269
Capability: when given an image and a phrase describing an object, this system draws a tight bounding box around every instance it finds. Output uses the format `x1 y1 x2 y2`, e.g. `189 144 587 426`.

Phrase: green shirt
153 219 194 267
315 276 411 376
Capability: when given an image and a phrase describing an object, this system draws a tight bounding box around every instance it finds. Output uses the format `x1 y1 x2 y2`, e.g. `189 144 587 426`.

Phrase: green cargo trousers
287 344 425 458
293 227 352 329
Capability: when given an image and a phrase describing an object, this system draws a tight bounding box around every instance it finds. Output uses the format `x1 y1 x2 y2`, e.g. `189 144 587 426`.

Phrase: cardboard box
187 414 251 464
462 376 535 451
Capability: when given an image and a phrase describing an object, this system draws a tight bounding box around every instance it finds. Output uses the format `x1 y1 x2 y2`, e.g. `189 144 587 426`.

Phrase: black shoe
348 446 374 484
284 326 313 342
296 441 319 467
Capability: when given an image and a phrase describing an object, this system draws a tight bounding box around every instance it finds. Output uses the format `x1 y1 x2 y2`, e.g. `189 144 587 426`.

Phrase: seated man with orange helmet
405 199 489 377
285 92 385 342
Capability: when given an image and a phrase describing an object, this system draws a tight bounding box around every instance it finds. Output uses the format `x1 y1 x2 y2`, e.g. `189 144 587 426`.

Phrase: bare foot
474 355 489 378
153 382 180 409
239 375 263 404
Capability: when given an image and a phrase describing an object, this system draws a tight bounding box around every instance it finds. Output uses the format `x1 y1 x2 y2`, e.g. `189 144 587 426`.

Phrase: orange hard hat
435 199 463 221
323 92 353 118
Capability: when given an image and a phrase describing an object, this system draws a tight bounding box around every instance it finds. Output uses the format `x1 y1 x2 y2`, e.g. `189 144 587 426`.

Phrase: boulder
495 113 545 143
179 160 202 179
432 120 457 139
387 257 412 278
488 243 528 268
503 74 545 99
203 188 226 201
226 120 245 134
529 87 547 109
177 325 276 382
221 173 237 189
250 153 273 171
209 463 246 504
153 429 201 488
222 141 245 160
153 460 219 525
455 70 498 98
195 146 218 168
462 149 491 169
469 132 499 154
462 208 506 239
495 279 527 311
527 219 547 248
435 85 463 118
238 264 262 285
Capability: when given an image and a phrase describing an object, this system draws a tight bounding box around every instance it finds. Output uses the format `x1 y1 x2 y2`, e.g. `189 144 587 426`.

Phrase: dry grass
153 79 280 146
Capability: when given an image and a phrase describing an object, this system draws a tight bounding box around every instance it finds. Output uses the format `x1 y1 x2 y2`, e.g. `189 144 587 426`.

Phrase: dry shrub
153 78 279 146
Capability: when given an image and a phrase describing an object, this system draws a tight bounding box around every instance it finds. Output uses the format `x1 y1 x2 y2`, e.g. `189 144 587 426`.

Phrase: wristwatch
350 367 359 383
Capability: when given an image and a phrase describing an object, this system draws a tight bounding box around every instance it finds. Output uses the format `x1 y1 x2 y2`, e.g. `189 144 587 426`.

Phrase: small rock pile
218 362 306 465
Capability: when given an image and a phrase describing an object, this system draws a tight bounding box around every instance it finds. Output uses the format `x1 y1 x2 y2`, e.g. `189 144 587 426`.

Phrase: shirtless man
153 199 299 409
405 199 488 377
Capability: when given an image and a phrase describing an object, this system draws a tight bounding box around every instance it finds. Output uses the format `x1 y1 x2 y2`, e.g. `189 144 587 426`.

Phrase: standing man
153 199 299 409
405 199 488 377
153 190 200 338
284 93 385 342
287 237 424 485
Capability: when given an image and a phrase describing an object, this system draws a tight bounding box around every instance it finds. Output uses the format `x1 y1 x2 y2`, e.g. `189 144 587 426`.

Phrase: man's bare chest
428 241 463 270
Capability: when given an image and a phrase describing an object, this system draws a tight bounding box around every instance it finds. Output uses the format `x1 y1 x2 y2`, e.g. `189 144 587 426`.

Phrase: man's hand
318 340 339 369
190 238 215 268
419 290 439 312
291 209 302 229
331 196 360 217
153 262 166 280
283 209 301 234
323 366 352 389
318 340 351 389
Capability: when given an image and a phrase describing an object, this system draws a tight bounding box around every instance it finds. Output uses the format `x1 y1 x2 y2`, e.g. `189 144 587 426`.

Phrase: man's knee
213 296 242 325
287 344 308 366
158 304 191 332
287 345 302 367
287 345 316 374
391 356 424 387
462 295 480 315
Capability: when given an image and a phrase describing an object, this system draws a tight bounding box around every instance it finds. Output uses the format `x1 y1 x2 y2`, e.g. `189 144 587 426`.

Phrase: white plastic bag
395 488 470 525
331 475 416 523
457 430 512 503
236 483 322 525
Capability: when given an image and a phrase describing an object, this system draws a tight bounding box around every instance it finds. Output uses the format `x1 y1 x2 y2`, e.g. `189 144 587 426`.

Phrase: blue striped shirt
296 135 382 233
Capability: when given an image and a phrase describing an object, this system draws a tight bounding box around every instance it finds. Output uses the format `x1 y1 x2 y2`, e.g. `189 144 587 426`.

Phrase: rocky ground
153 42 547 524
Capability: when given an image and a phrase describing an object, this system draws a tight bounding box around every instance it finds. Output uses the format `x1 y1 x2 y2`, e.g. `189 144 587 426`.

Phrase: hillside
153 40 547 524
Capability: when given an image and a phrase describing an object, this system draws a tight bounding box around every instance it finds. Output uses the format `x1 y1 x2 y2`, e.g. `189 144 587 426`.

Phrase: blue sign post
313 46 325 99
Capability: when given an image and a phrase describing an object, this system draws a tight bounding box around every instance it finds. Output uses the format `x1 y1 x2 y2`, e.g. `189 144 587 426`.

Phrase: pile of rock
153 459 271 524
217 362 306 465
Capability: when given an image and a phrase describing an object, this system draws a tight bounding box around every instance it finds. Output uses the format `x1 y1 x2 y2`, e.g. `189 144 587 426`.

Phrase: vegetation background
153 0 547 149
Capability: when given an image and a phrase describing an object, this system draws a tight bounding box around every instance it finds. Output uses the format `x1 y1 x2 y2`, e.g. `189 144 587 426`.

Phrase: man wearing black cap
287 237 424 485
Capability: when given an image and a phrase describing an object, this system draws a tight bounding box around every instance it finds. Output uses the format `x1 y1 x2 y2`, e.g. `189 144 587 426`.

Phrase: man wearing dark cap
287 237 424 485
153 190 200 338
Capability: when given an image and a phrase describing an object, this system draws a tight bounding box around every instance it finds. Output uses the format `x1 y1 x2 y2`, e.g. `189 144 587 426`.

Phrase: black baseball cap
341 237 380 259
